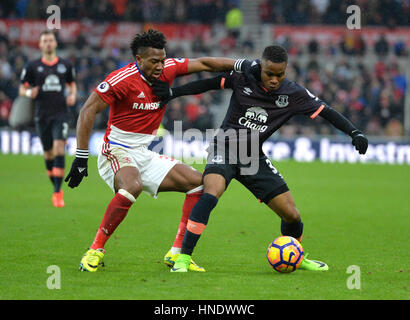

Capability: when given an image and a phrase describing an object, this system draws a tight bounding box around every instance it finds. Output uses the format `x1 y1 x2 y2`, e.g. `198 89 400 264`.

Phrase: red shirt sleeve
160 58 189 84
94 76 128 105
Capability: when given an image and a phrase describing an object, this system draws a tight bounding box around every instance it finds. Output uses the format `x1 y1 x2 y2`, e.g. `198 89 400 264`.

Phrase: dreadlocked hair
130 29 166 56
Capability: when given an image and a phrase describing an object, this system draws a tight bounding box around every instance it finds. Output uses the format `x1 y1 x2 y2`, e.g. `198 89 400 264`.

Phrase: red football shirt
94 58 189 147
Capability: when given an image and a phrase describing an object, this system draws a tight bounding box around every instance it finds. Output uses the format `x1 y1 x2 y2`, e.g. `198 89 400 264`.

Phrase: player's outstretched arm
153 76 223 107
187 57 236 73
187 57 256 79
319 105 368 154
65 92 108 188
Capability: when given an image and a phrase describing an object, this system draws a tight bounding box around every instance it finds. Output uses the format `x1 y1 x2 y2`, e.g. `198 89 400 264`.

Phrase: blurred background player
19 30 77 208
153 45 368 272
65 29 250 272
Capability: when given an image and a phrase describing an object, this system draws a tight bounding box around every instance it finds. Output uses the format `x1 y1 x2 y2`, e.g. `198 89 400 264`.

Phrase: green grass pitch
0 154 409 300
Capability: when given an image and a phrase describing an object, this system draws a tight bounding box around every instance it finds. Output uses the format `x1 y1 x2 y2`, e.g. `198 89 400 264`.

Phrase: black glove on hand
351 130 368 155
65 150 88 188
153 80 173 108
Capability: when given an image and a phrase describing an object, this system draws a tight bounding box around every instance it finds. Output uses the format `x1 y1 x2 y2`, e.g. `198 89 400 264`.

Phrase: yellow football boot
79 248 105 272
164 250 205 272
299 253 329 271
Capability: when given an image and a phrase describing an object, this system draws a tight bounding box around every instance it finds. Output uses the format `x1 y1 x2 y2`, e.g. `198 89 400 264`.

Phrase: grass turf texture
0 155 409 300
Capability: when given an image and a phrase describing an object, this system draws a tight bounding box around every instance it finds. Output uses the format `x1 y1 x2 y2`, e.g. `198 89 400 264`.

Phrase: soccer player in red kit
65 29 249 272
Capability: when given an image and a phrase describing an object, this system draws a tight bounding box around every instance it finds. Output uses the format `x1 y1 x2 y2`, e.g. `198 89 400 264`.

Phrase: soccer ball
267 236 304 273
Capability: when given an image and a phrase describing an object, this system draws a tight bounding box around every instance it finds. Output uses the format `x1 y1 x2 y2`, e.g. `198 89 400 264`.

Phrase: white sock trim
118 188 136 203
186 185 204 195
171 247 181 255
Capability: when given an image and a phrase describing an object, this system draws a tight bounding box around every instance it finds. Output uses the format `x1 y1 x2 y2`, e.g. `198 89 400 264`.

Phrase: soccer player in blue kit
153 45 368 272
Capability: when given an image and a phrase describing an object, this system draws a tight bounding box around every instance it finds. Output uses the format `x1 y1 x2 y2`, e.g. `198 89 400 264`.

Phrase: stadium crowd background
0 0 408 138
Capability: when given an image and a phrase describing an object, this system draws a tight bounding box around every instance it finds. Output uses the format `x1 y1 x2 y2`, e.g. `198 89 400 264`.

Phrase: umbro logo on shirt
243 87 253 95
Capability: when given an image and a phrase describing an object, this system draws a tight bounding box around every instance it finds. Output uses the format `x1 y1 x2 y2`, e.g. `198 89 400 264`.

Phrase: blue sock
281 220 303 239
53 155 65 193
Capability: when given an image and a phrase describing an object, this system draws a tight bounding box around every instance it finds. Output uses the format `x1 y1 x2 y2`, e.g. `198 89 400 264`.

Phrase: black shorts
34 114 69 151
203 149 289 204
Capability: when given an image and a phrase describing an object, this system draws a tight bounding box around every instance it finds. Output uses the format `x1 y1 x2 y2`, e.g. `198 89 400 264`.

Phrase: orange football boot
52 190 65 208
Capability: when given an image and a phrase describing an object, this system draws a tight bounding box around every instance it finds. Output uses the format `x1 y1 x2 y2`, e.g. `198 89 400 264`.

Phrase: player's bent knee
203 180 225 199
268 191 300 223
53 140 65 155
114 166 143 198
283 207 301 223
43 150 54 160
126 182 143 199
115 178 143 199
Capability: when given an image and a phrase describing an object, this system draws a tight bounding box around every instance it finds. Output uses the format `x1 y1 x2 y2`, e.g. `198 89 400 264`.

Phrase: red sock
91 193 133 250
172 189 203 249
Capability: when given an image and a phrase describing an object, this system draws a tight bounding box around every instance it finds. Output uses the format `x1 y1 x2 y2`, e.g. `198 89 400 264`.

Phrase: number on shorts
265 159 278 174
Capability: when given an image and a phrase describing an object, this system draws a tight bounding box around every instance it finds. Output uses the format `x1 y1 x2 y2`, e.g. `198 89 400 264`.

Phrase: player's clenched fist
65 149 88 188
153 80 173 107
350 130 368 155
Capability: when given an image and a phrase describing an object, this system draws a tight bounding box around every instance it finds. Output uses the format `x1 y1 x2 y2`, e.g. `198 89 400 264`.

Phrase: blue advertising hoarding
1 130 409 165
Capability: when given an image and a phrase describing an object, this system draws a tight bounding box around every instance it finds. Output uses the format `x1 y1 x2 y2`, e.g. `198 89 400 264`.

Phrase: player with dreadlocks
65 29 253 272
